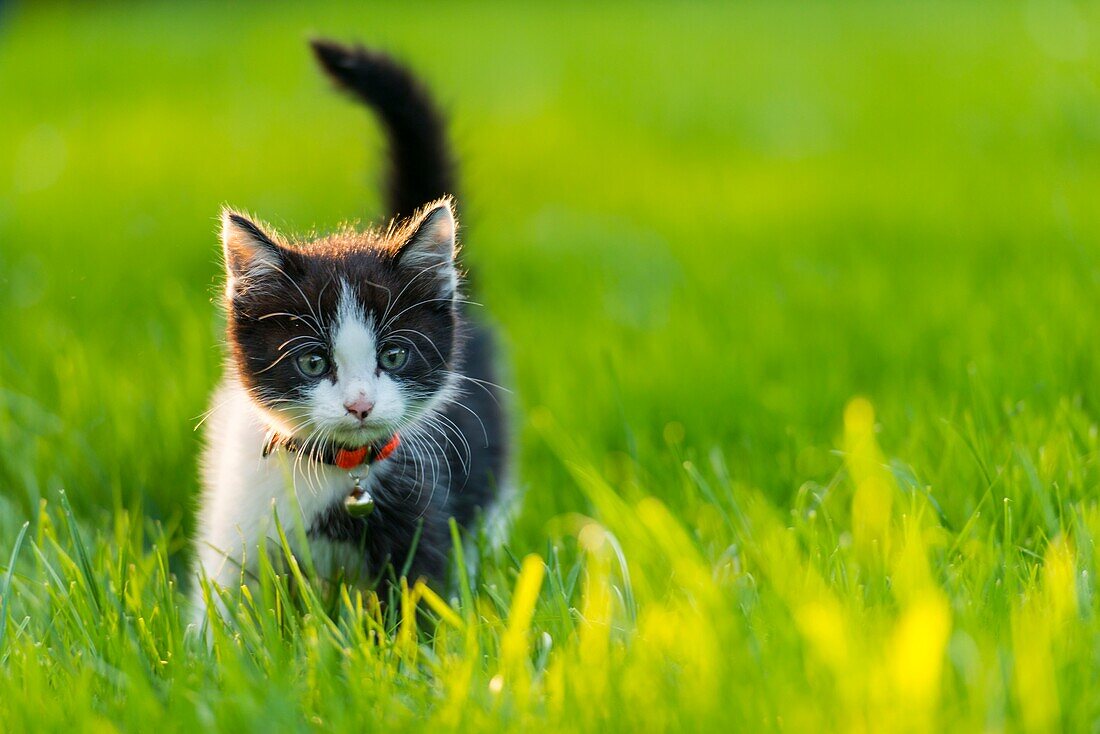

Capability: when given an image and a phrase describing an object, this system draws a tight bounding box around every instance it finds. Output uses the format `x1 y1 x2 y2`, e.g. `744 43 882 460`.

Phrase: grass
1 0 1100 730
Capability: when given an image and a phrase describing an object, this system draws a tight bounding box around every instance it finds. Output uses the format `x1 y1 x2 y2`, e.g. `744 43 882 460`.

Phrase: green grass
2 0 1100 730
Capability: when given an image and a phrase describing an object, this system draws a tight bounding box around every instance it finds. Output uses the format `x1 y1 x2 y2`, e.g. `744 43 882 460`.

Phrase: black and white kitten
192 40 508 620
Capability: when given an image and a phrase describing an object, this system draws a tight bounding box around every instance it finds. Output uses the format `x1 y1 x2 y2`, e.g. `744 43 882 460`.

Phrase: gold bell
345 489 375 517
345 472 374 517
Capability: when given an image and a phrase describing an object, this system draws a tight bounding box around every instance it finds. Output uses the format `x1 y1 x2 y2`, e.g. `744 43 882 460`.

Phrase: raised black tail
311 39 455 221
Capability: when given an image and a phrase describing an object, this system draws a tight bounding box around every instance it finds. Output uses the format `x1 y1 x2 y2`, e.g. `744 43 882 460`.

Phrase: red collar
262 432 401 470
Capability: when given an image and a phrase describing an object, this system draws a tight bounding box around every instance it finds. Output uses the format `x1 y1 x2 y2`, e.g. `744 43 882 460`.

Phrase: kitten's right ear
221 209 282 293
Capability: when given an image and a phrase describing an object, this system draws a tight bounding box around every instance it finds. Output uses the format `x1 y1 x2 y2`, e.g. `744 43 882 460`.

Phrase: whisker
257 312 323 337
439 397 489 447
382 295 481 332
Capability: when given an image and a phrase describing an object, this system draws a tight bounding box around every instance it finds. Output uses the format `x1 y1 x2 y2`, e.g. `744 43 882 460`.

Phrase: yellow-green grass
1 1 1100 730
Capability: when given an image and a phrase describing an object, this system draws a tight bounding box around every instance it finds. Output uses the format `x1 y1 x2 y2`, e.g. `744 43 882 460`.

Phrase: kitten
191 40 508 624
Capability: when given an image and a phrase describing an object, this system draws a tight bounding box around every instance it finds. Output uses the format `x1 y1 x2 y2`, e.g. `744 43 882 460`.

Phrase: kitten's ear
397 199 458 295
221 209 283 293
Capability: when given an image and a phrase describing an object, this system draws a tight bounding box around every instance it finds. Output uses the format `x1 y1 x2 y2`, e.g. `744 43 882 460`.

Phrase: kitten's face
220 200 459 447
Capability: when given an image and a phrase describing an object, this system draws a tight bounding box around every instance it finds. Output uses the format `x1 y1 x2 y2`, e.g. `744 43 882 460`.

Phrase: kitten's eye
379 346 409 371
296 352 329 378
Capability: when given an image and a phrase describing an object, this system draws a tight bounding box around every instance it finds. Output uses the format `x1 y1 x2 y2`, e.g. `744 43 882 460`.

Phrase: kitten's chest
258 452 379 526
252 455 382 579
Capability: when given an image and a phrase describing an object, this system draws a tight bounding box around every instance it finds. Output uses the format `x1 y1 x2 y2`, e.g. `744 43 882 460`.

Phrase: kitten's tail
311 39 455 222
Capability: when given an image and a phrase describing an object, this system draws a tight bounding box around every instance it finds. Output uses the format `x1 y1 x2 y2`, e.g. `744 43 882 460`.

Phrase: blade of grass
0 521 30 654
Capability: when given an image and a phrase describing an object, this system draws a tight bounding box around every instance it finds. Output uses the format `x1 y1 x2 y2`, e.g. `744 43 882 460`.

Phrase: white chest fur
192 377 377 612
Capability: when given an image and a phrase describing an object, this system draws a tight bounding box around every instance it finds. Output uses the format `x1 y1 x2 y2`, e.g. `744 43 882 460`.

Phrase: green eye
296 352 329 378
379 346 409 371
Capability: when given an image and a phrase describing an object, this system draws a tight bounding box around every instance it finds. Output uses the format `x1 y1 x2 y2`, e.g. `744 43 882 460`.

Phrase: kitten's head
220 199 460 447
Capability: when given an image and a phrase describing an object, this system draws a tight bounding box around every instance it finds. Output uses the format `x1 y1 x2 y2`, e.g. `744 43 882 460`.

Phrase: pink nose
344 398 374 421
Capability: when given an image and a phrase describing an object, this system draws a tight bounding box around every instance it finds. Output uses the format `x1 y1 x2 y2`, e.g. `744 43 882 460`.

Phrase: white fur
305 283 407 441
191 376 402 625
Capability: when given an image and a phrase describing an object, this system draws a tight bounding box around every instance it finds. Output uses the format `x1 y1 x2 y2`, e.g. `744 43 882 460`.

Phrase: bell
345 488 375 517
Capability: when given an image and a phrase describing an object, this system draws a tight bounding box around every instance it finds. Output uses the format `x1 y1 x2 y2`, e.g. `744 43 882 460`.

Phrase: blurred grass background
2 1 1100 731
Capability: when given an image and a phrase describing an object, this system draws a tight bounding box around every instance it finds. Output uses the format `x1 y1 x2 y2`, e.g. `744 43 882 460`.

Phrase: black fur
311 39 456 220
223 42 507 587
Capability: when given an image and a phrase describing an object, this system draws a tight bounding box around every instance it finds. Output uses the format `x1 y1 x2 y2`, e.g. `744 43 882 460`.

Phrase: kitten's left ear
397 199 458 295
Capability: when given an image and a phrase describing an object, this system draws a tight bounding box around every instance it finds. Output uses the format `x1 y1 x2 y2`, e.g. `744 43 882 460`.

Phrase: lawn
1 1 1100 730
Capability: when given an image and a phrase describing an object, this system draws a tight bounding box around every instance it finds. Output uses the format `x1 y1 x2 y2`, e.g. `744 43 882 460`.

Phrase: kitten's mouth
330 423 396 447
262 408 392 448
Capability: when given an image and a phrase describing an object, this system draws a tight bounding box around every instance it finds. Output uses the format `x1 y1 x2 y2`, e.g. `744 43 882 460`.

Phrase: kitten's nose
344 398 374 421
